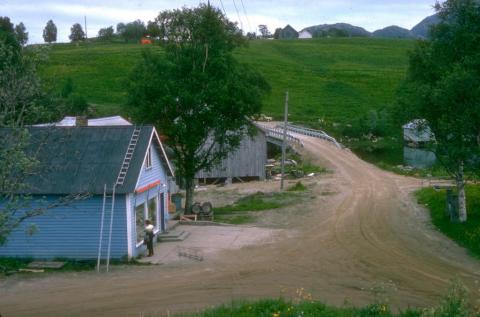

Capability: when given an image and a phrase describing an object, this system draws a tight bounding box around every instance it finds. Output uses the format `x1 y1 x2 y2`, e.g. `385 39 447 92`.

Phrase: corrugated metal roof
33 116 132 127
0 126 172 195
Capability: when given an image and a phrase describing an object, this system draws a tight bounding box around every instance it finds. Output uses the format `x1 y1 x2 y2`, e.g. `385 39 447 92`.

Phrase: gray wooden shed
195 128 267 183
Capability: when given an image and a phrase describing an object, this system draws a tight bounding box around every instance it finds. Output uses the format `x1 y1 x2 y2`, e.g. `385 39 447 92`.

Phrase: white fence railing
277 123 342 149
256 124 303 147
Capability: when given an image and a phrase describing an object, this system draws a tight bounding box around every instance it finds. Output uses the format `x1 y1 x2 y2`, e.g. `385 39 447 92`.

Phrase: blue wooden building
0 125 174 259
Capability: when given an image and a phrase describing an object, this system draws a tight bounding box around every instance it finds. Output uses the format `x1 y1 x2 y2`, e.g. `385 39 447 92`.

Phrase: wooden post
281 91 289 190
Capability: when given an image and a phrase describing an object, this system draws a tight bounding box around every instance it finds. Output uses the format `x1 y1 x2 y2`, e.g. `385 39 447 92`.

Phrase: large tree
121 20 146 43
14 22 28 46
397 0 480 222
69 23 85 42
98 26 114 41
43 20 57 43
127 4 269 211
0 17 84 245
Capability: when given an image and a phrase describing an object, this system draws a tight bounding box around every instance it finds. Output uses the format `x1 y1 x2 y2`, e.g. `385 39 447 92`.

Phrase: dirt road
2 134 480 316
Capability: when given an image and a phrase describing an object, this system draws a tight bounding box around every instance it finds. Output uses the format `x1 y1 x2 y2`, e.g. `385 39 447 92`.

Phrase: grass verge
171 281 471 316
416 185 480 258
214 191 306 224
0 257 148 276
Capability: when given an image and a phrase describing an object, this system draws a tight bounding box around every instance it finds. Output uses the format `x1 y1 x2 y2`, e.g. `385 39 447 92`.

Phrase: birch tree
397 0 480 222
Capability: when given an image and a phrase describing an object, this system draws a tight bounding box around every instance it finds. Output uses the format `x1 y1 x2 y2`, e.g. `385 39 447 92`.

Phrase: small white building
298 30 313 39
403 119 434 144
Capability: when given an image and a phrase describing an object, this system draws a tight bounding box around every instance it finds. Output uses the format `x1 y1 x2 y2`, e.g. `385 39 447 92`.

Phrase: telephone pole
280 91 289 190
84 15 88 40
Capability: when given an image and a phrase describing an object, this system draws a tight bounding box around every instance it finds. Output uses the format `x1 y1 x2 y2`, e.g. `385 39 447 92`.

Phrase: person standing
144 219 155 256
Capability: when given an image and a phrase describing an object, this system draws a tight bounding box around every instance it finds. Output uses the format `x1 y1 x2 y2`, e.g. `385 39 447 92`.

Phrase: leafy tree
258 24 271 38
69 23 85 42
273 28 281 39
43 20 57 43
98 26 114 41
14 22 28 46
397 0 480 222
0 17 19 50
121 20 146 43
146 20 160 38
0 20 58 244
246 32 256 40
127 4 270 212
116 22 126 35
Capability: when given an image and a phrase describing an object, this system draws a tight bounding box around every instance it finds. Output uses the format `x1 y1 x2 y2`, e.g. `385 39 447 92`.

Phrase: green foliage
416 185 480 258
43 20 57 43
38 38 412 127
61 77 74 98
97 26 114 42
287 181 307 192
120 20 146 43
396 0 480 178
128 4 269 211
214 191 303 224
69 23 85 42
14 22 28 46
170 287 477 317
342 109 390 138
0 22 60 245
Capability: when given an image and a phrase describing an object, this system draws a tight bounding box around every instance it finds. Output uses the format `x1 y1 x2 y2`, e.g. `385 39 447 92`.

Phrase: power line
239 0 252 33
218 0 227 16
231 0 244 32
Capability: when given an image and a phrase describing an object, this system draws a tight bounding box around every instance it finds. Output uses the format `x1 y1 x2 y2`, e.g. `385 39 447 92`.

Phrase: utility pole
84 15 88 40
280 91 289 190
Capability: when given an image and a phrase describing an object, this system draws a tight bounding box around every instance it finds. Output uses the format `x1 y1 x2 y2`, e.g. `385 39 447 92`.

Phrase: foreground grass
214 191 306 224
416 185 480 258
172 282 472 317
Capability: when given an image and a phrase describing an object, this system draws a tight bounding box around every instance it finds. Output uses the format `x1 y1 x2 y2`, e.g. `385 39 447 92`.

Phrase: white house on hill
299 30 313 39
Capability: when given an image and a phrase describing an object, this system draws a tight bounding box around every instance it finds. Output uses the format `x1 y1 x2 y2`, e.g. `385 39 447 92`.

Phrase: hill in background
410 14 440 38
299 13 440 40
39 38 413 126
303 23 371 37
372 26 414 39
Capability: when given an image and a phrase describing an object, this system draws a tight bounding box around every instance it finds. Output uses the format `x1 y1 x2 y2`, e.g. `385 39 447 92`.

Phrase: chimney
76 116 88 127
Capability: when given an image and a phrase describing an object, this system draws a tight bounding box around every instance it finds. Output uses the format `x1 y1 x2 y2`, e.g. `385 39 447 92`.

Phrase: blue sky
1 0 437 43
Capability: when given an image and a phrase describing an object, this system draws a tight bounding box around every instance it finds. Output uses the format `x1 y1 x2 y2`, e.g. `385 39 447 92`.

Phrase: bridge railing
255 124 303 147
276 123 343 149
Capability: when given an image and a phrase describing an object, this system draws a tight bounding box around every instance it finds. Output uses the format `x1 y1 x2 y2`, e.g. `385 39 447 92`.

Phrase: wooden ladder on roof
97 126 141 273
116 126 142 186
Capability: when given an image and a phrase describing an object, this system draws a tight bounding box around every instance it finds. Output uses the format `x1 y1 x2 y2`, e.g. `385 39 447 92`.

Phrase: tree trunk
456 163 467 223
184 177 194 214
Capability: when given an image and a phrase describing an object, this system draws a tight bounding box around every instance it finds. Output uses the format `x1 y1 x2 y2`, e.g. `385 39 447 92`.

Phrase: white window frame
147 195 160 234
145 147 152 170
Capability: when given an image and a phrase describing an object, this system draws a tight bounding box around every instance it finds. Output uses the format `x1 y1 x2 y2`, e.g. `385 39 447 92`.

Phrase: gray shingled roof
1 126 169 195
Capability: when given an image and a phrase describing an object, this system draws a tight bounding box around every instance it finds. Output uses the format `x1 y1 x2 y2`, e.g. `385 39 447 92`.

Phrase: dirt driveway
2 133 480 317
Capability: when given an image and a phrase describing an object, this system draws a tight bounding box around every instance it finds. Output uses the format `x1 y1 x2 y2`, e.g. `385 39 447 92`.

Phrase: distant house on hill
298 30 313 39
277 25 299 39
0 124 175 260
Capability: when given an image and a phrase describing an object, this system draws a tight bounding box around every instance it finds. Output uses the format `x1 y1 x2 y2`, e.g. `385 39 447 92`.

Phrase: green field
416 185 480 258
39 38 414 124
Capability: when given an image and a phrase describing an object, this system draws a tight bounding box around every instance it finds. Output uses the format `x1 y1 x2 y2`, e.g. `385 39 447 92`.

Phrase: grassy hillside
39 38 414 123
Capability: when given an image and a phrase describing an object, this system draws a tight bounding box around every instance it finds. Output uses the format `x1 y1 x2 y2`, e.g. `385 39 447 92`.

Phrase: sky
1 0 438 44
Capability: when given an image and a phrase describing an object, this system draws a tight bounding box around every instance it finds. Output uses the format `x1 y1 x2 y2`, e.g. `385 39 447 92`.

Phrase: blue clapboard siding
130 187 168 258
137 144 168 189
0 195 128 259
